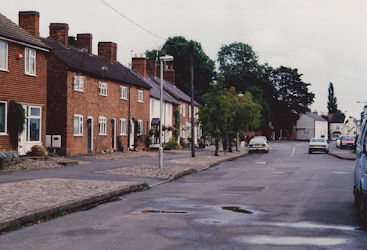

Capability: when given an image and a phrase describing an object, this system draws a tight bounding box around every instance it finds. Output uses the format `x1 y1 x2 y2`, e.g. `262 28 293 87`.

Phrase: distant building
329 113 346 140
296 112 328 140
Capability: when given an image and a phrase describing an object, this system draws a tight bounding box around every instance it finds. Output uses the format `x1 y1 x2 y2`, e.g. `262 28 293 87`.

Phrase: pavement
328 141 356 160
0 146 247 232
1 141 364 249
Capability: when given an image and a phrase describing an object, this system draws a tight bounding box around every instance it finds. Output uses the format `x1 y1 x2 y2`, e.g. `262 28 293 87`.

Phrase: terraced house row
0 11 201 156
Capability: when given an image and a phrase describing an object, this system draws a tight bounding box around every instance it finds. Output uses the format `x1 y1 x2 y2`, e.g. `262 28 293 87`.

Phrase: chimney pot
19 11 40 38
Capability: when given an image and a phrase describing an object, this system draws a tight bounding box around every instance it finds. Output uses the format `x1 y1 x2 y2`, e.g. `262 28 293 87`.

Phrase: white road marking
234 235 346 246
290 147 296 157
255 162 266 165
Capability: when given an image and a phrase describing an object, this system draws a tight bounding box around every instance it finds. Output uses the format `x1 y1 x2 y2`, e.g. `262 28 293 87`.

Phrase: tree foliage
327 82 340 114
146 36 215 103
270 66 315 129
199 84 262 155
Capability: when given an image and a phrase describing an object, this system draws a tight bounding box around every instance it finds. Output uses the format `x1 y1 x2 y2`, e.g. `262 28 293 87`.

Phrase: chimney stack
98 42 117 62
49 23 69 46
132 54 147 78
19 11 40 38
77 33 93 54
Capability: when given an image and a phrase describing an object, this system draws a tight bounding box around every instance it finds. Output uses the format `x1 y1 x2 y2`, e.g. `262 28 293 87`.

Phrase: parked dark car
340 136 355 149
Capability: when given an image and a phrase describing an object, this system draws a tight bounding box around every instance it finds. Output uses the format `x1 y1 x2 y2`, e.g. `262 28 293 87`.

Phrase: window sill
74 89 84 93
0 133 8 136
138 101 144 103
99 94 108 97
25 73 37 77
120 97 128 101
74 134 83 137
99 134 107 136
0 68 9 72
120 133 127 136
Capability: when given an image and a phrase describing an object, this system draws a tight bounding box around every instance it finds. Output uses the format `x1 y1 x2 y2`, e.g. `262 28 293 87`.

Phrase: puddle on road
268 221 355 231
142 209 188 214
222 206 253 214
332 171 349 175
234 235 346 246
224 186 265 192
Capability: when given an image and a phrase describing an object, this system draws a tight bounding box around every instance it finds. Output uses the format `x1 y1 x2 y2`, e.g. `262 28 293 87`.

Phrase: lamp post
159 55 174 168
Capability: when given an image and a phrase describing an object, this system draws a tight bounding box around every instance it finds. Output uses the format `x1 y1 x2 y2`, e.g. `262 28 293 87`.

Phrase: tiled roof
131 70 178 104
306 112 327 122
148 74 199 105
0 12 49 50
41 38 150 89
330 113 345 123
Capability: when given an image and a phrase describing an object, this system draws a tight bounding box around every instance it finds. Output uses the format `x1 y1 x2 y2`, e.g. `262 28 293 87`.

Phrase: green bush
163 137 178 150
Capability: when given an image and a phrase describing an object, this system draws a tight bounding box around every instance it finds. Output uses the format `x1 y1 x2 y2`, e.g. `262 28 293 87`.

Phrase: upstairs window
74 75 84 92
138 90 144 103
73 114 83 136
25 47 36 76
99 116 107 135
0 102 7 134
99 82 108 96
0 40 8 71
120 86 127 100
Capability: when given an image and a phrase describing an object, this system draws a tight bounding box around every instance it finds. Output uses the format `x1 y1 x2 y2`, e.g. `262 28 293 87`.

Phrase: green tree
217 42 273 128
146 36 215 103
198 84 232 156
270 66 315 132
227 87 262 151
327 82 340 114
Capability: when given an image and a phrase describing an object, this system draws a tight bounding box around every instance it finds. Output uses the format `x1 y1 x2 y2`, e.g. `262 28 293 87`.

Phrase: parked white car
308 138 329 154
248 136 269 153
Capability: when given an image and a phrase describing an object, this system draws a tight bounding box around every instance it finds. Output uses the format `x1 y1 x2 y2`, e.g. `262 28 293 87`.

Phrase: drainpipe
128 83 131 150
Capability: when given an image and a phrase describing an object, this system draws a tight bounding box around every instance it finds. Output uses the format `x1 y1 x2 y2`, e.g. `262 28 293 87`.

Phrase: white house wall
315 120 328 139
296 114 314 140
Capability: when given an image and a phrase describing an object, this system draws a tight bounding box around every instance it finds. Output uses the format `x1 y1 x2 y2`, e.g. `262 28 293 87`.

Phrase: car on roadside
340 136 355 149
248 136 269 153
308 138 329 154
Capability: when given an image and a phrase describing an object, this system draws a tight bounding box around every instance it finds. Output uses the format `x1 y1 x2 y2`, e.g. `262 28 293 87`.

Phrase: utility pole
189 41 195 157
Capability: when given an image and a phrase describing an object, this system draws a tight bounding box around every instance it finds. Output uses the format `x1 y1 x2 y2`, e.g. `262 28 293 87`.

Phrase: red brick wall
0 42 47 151
129 85 150 150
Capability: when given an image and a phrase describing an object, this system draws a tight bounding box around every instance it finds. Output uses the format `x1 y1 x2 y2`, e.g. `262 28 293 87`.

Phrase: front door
129 120 134 150
87 118 92 153
111 118 116 151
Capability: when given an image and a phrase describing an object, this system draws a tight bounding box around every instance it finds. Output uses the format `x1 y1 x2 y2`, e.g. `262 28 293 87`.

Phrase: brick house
132 56 178 146
41 23 150 155
132 56 201 144
0 11 49 154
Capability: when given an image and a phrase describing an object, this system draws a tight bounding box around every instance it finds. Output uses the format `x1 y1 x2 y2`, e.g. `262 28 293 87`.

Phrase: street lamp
159 55 174 168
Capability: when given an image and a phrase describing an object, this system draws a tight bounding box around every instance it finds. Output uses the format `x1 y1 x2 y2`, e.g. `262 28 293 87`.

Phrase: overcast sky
3 0 367 118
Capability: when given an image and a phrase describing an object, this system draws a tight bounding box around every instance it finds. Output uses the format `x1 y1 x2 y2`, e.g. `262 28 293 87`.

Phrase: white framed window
73 114 83 136
181 103 186 117
25 106 41 142
74 75 84 92
138 90 144 103
99 116 107 135
25 47 36 76
189 105 192 118
150 99 154 114
120 86 127 100
138 120 143 136
120 118 127 135
0 101 7 135
0 40 8 71
99 82 108 96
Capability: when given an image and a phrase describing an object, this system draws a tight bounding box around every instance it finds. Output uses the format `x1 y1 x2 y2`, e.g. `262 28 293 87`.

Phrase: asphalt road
0 141 365 249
